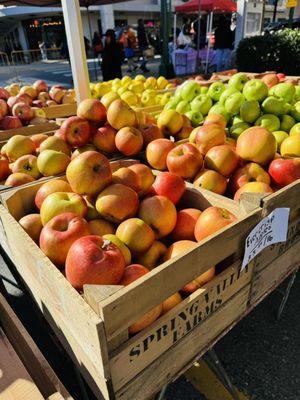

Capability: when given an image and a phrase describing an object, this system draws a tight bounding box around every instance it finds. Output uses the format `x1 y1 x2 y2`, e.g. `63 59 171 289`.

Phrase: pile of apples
90 75 176 109
163 72 300 133
18 150 237 334
146 111 300 201
0 97 180 187
0 80 76 130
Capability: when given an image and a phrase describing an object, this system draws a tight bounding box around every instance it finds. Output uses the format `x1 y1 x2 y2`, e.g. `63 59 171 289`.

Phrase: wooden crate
0 163 299 399
0 122 59 142
0 292 71 399
42 104 77 120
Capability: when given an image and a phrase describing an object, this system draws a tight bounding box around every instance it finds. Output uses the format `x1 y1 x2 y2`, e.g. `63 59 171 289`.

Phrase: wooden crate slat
0 292 71 399
114 285 250 400
109 259 253 390
0 122 58 141
0 204 111 400
42 104 77 119
99 209 261 341
0 327 44 400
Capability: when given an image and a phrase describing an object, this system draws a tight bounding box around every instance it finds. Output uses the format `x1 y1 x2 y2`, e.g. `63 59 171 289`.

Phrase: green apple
208 82 226 102
272 131 289 151
181 81 202 102
219 87 239 105
185 110 204 127
269 82 295 103
290 101 300 122
294 86 300 102
243 79 268 102
164 97 181 110
208 104 230 122
280 114 295 132
230 122 250 140
290 122 300 136
240 100 261 123
228 72 249 91
201 86 209 94
176 100 191 114
262 96 286 116
224 92 245 115
232 115 245 125
255 114 280 132
190 94 212 116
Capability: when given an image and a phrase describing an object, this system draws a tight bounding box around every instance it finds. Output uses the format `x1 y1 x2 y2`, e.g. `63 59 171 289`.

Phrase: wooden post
61 0 91 102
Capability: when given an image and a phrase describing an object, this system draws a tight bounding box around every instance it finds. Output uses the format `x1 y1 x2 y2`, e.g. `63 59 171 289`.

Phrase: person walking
92 31 103 64
38 41 47 61
124 28 138 73
214 15 234 72
101 29 124 81
137 19 150 73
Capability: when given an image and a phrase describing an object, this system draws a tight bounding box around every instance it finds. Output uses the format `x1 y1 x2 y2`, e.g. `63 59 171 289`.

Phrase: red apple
40 212 90 267
5 172 35 187
32 100 45 108
194 206 237 242
146 138 175 171
65 235 126 290
171 208 202 241
19 213 43 243
66 151 112 196
49 87 65 104
268 158 300 188
77 99 106 124
0 99 8 119
234 182 273 201
166 143 203 179
0 156 10 181
7 94 33 109
0 116 22 130
12 102 34 122
92 125 117 154
20 86 37 100
230 162 271 194
139 124 163 147
60 116 91 148
38 91 50 102
35 179 72 210
151 172 186 204
0 87 10 100
33 80 48 93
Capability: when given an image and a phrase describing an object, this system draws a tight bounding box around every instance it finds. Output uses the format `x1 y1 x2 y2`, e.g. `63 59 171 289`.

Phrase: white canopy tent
0 0 132 102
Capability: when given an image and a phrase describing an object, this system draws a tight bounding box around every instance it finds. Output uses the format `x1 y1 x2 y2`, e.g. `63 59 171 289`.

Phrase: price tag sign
241 208 290 271
286 0 297 7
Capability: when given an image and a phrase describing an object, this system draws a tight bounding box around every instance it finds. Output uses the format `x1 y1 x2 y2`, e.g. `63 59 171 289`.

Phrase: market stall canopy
175 0 237 13
0 0 128 5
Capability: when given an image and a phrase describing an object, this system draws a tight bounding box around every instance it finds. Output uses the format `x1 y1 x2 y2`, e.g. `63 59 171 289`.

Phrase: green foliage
236 29 300 75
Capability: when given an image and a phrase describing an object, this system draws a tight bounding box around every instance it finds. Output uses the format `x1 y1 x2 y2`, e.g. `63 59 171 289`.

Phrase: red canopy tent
175 0 237 13
175 0 236 74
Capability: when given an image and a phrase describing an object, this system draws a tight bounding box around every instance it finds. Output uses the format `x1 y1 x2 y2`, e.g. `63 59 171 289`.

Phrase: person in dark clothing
101 29 124 81
193 18 207 49
214 15 234 72
92 31 103 60
137 19 150 73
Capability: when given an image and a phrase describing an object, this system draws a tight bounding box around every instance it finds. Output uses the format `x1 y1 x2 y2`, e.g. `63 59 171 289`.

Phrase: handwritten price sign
242 208 290 271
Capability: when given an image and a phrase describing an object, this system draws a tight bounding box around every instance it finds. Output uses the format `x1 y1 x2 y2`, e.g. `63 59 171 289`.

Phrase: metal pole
288 6 295 27
159 0 174 78
86 6 98 81
196 0 202 73
205 11 213 75
173 13 177 50
272 0 278 22
260 0 266 33
61 0 91 102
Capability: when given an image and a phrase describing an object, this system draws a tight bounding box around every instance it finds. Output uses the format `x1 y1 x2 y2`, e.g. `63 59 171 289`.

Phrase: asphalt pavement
0 57 161 88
